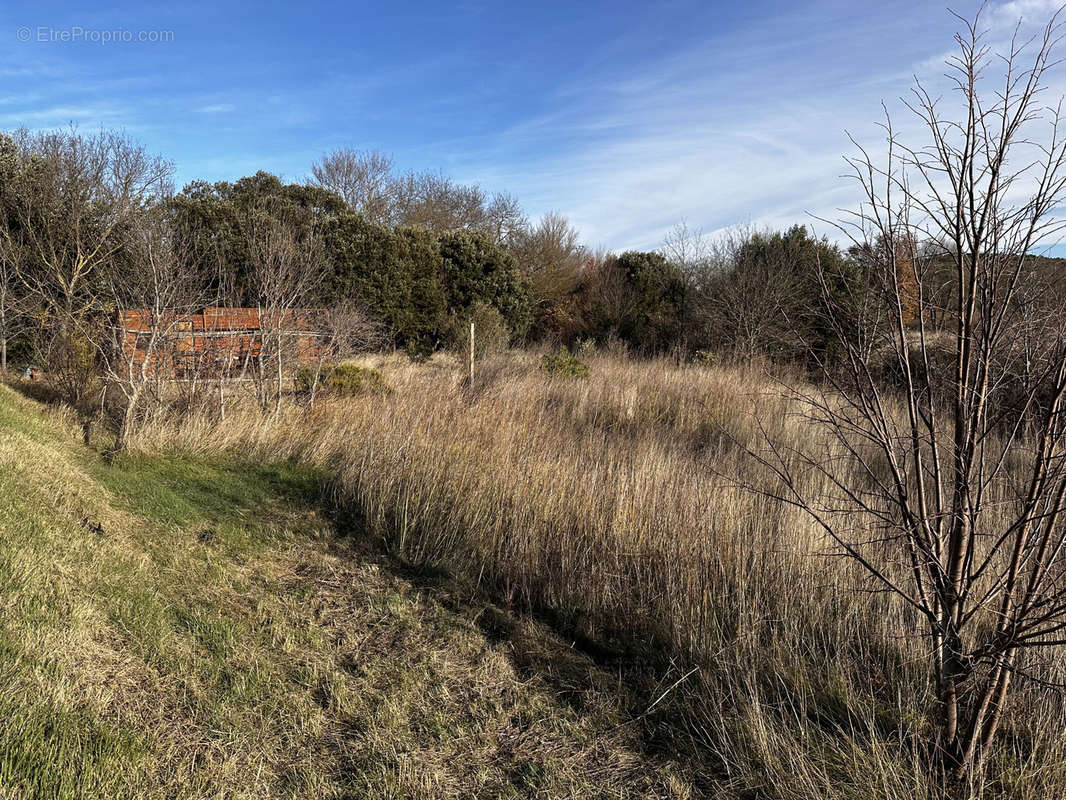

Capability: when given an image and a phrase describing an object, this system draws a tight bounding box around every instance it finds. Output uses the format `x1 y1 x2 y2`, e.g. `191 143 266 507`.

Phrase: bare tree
311 148 395 223
390 170 490 232
484 191 527 244
244 212 326 415
747 8 1066 784
302 302 384 408
312 150 526 242
0 256 25 376
510 212 585 335
101 209 207 451
0 134 27 376
660 219 710 272
0 128 172 416
575 251 640 344
687 224 817 360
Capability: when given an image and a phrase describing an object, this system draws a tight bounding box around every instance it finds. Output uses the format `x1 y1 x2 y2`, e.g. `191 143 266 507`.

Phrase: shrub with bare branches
746 7 1066 786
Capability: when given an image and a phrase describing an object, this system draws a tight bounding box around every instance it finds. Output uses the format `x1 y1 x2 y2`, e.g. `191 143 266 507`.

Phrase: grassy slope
0 385 694 800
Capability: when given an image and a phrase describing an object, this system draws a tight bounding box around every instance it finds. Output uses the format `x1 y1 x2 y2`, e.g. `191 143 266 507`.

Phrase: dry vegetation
0 380 695 799
120 350 1066 798
4 7 1066 796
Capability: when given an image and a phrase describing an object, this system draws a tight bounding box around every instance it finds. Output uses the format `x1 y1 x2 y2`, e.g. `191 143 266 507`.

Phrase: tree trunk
935 617 967 774
114 386 141 452
274 334 283 416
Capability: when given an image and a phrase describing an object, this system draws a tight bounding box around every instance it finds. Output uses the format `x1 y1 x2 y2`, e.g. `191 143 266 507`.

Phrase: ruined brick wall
116 307 329 378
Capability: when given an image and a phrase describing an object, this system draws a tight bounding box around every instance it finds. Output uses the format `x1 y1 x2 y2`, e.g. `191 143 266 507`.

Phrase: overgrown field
10 351 1066 798
135 351 1066 799
0 383 695 799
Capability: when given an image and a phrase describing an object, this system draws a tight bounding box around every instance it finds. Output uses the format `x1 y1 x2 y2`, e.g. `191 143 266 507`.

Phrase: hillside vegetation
11 349 1066 798
131 351 1066 799
0 382 695 799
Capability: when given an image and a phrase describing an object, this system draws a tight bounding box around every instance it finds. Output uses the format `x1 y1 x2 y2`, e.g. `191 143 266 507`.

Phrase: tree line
1 122 1054 448
171 149 871 362
0 128 869 376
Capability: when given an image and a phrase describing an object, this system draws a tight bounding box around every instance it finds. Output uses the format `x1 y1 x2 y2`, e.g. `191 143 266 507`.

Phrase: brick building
116 306 330 377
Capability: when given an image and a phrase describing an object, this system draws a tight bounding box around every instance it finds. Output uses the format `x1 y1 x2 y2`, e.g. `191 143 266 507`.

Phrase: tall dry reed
133 351 1066 798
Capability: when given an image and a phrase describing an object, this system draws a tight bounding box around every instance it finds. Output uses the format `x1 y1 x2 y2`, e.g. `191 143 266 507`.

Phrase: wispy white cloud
445 0 1066 252
193 103 235 114
991 0 1064 26
2 0 1064 255
0 103 134 129
442 21 908 248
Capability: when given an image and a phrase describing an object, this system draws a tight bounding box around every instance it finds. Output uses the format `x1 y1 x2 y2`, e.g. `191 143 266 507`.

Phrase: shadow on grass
70 426 918 794
318 509 924 796
89 451 327 531
6 378 62 406
325 531 705 771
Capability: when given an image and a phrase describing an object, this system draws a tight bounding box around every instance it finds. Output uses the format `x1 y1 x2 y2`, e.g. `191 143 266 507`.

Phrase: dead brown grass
130 350 1066 798
0 381 696 799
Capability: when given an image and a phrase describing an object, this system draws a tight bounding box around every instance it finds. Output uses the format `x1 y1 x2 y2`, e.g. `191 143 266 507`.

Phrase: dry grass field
0 379 696 799
8 349 1066 798
127 350 1066 798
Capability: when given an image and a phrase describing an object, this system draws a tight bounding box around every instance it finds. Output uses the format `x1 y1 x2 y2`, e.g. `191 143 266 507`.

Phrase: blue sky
0 0 1062 250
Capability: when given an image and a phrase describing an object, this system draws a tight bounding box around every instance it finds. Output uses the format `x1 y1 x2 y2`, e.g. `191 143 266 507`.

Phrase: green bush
295 363 392 397
448 302 511 361
438 228 534 339
690 349 717 367
541 347 589 379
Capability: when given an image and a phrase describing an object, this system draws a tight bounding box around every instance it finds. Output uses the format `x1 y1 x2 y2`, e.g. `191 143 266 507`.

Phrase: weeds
294 363 392 398
0 381 691 798
133 350 1066 798
542 347 589 379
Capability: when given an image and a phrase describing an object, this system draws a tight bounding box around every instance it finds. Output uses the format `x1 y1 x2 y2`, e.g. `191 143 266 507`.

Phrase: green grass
0 699 145 800
89 452 324 528
0 384 694 799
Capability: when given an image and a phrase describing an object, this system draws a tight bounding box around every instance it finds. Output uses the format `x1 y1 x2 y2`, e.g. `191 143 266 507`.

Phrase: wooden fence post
468 320 474 387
